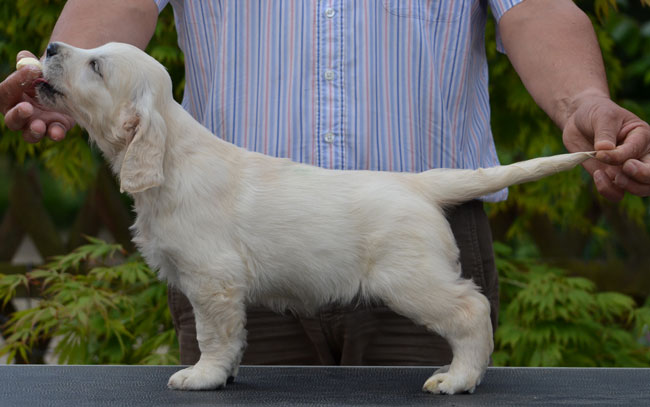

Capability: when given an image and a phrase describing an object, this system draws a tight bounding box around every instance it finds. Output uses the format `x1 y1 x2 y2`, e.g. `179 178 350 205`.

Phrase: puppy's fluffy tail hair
422 151 595 206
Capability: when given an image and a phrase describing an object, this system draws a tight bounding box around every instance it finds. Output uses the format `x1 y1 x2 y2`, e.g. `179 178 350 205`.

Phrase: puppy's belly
138 230 367 315
245 255 366 315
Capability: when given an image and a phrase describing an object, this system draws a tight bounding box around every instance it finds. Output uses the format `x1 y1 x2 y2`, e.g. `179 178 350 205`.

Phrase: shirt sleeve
489 0 526 53
153 0 170 13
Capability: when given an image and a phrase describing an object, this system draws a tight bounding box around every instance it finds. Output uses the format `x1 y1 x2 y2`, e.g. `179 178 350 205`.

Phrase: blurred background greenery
0 0 648 366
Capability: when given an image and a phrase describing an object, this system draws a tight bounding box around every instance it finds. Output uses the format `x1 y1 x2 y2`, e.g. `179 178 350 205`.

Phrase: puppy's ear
119 94 167 193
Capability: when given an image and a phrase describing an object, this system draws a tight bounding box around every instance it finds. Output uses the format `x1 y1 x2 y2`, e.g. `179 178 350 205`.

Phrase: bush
2 239 648 367
0 238 177 364
493 242 650 367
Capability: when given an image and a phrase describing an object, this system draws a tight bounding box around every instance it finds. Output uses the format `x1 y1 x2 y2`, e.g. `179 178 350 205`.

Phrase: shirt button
324 70 336 81
324 133 335 143
324 8 336 18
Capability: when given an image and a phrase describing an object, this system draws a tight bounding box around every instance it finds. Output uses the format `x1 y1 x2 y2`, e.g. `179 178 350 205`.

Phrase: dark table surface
0 365 649 406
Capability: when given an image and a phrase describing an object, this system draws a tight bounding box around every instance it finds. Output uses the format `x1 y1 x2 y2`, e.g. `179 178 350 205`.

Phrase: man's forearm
499 0 609 130
50 0 158 51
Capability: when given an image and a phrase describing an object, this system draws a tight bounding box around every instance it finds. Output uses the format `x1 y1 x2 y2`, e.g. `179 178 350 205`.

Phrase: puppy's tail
421 151 595 206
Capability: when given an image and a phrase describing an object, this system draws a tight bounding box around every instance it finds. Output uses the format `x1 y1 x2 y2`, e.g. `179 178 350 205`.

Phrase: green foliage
0 1 92 190
0 1 184 191
0 238 178 365
493 242 650 367
486 0 650 267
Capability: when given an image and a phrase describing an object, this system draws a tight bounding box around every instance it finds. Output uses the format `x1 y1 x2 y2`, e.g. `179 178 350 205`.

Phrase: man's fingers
593 169 625 202
582 159 627 201
599 155 650 197
596 123 650 166
25 121 69 143
563 118 596 153
16 50 38 62
623 155 650 184
565 96 650 198
0 67 41 114
27 119 47 142
5 100 73 143
581 154 606 177
564 109 623 156
584 103 623 151
20 118 45 143
0 51 42 114
4 102 34 131
2 50 73 143
612 173 650 197
47 122 68 141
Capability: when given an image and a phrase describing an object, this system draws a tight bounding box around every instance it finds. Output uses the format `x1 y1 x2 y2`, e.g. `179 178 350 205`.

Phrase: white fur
37 42 594 395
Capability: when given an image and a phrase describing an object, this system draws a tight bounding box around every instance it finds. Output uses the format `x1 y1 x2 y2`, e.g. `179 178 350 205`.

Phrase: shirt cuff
490 0 526 22
489 0 526 53
153 0 169 13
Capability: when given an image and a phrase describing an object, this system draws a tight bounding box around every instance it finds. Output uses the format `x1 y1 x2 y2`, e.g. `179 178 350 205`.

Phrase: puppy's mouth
34 77 65 102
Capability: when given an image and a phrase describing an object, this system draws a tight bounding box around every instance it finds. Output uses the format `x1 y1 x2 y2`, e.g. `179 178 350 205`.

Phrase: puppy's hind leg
167 276 247 391
374 262 493 395
419 282 493 395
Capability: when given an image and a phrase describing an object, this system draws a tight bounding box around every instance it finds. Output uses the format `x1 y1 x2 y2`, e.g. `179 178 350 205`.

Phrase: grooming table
0 365 648 406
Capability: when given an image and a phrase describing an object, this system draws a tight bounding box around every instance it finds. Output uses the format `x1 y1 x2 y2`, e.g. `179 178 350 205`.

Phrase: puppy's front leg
168 281 246 390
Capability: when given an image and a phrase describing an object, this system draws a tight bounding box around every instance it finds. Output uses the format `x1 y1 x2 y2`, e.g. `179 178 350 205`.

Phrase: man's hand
562 93 650 201
0 0 158 143
1 50 74 143
499 0 650 201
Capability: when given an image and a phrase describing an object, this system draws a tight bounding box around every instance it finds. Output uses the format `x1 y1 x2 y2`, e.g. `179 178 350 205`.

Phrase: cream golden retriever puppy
36 42 593 395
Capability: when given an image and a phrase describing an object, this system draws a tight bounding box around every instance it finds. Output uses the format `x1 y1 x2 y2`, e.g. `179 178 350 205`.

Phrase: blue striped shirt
154 0 523 201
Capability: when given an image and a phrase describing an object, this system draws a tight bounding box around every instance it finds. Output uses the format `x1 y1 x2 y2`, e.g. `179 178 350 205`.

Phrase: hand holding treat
1 50 73 142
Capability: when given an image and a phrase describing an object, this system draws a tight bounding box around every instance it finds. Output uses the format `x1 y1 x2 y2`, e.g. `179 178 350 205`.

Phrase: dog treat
16 57 42 70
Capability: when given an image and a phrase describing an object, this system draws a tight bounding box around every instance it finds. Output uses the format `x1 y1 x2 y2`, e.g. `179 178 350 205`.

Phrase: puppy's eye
89 59 102 77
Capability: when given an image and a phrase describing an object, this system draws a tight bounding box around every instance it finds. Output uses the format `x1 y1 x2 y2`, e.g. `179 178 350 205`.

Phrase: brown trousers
168 200 498 366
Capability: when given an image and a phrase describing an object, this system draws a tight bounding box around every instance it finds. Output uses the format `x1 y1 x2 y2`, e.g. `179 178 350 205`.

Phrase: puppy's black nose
46 43 59 58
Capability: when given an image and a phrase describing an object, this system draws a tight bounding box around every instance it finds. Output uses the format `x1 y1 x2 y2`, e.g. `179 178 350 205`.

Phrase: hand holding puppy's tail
425 151 595 205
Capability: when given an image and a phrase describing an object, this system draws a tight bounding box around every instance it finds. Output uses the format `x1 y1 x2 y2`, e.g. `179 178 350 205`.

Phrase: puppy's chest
130 205 189 283
130 197 234 282
131 218 171 280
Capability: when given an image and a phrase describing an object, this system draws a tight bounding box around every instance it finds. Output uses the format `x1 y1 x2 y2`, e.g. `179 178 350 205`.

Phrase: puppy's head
36 42 171 193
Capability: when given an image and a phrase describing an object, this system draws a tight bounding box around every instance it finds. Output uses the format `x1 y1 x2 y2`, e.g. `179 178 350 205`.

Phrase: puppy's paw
167 365 229 390
422 369 478 395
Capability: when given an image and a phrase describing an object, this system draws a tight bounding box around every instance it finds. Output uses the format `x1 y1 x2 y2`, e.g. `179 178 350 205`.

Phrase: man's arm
50 0 158 49
499 0 650 200
1 0 159 142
